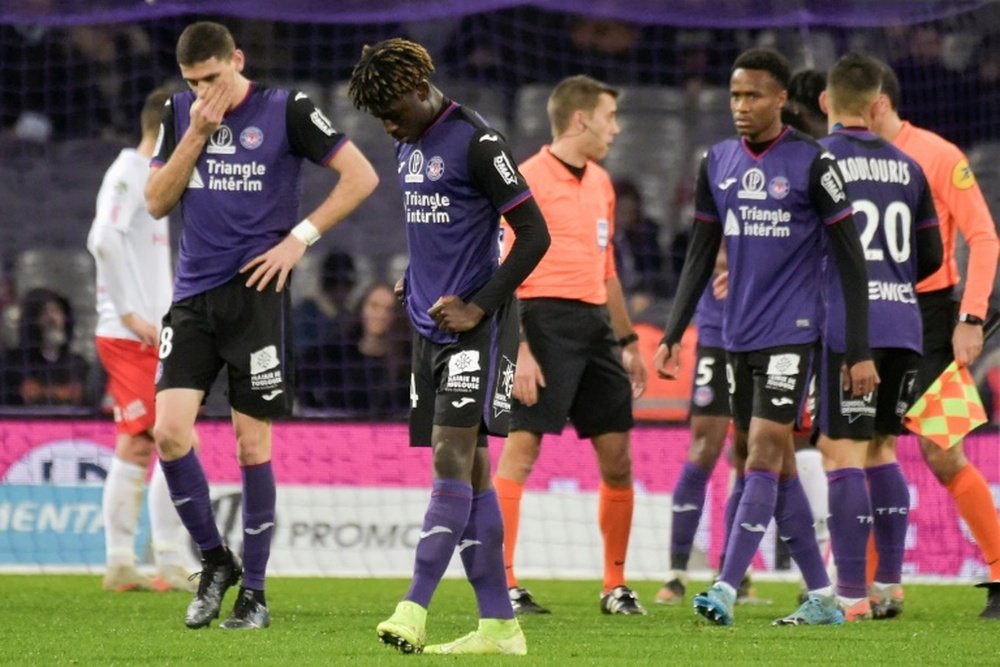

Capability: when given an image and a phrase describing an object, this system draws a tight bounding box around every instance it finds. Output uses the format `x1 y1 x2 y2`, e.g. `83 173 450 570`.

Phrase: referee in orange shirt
494 75 648 616
870 62 1000 619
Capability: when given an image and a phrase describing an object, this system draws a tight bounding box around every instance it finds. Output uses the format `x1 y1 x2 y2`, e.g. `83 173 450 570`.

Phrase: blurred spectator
612 178 670 314
293 250 357 352
297 282 411 418
1 288 89 406
887 24 974 145
968 35 1000 144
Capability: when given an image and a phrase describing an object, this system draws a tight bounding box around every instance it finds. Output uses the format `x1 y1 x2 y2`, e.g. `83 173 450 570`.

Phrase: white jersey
87 148 173 341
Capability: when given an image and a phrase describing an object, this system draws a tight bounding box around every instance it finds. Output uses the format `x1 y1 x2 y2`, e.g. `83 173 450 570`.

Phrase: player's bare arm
606 275 647 398
119 313 159 347
653 342 683 380
241 141 378 292
427 295 484 333
145 80 232 218
512 341 546 406
952 322 984 367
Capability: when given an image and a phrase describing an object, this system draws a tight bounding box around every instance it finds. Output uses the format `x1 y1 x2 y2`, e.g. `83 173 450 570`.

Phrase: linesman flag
904 361 987 449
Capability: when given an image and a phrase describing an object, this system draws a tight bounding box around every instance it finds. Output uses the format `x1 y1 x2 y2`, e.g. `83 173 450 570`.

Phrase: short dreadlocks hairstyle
348 38 435 116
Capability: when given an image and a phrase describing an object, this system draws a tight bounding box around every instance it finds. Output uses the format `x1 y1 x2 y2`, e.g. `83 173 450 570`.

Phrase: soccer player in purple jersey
814 52 943 621
653 47 879 627
348 39 550 655
145 21 379 630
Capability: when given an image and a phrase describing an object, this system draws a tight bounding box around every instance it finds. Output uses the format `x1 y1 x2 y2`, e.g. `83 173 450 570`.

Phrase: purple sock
774 475 831 592
671 463 711 571
240 462 275 591
405 479 473 609
159 449 221 553
719 474 746 569
719 470 776 590
826 468 871 599
866 463 910 584
458 489 514 619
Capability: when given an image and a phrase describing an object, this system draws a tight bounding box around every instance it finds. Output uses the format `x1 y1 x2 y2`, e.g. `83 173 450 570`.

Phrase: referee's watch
959 312 984 326
617 331 639 347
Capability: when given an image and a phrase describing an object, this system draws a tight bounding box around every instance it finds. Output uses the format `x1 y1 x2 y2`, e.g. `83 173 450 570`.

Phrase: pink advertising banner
1 419 998 578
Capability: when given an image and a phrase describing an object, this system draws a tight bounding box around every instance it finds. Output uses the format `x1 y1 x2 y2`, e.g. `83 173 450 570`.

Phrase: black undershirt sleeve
916 225 944 282
914 183 944 281
661 219 721 346
826 218 872 364
470 198 550 315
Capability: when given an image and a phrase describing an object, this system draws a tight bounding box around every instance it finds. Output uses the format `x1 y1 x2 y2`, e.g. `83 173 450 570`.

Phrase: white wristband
290 218 322 247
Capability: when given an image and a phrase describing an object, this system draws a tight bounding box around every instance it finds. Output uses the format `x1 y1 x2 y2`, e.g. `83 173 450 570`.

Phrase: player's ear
231 49 246 73
818 89 830 116
414 80 431 101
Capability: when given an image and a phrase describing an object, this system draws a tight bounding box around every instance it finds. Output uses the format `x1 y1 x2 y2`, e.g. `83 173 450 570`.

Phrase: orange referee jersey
501 146 616 304
893 121 1000 319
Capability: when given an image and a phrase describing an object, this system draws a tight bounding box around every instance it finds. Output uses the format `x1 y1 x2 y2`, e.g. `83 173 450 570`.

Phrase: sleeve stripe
498 189 533 214
916 218 940 230
694 210 719 223
823 208 853 226
321 136 350 166
150 158 165 168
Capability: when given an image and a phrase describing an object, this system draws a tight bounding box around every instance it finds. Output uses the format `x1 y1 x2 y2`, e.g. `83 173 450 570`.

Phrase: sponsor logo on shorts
693 385 714 407
492 355 515 418
840 387 876 423
261 389 284 401
765 353 800 392
446 350 482 393
451 397 475 408
770 397 795 407
250 345 283 392
122 399 147 422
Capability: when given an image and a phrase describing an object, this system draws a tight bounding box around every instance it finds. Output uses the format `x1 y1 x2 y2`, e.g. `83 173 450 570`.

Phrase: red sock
599 482 634 593
494 475 524 589
947 464 1000 581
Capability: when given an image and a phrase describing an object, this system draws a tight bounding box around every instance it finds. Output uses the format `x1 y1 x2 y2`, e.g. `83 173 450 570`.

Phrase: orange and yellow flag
904 361 988 449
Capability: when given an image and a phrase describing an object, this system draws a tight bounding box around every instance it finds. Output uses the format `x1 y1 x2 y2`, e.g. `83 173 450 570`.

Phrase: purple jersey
695 127 853 351
397 101 533 344
695 284 724 349
152 85 348 300
818 129 938 353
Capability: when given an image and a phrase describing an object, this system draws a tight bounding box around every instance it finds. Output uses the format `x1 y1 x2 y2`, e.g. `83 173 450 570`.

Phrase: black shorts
690 345 730 417
510 298 633 439
915 288 958 396
156 275 294 420
728 343 815 432
409 294 519 447
813 347 921 440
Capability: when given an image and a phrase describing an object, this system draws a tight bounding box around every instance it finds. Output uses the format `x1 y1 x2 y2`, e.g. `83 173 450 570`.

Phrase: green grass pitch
1 576 997 665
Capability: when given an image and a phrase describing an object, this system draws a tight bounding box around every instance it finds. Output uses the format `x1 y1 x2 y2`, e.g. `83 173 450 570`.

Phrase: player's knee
152 420 192 461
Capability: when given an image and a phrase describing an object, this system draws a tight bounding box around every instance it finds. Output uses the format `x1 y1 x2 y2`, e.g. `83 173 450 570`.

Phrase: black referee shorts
511 298 633 439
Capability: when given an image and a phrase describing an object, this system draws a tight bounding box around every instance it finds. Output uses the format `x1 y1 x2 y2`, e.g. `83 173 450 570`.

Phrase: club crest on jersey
240 126 264 150
767 176 790 200
737 168 767 200
425 155 445 181
405 150 425 183
207 125 236 154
